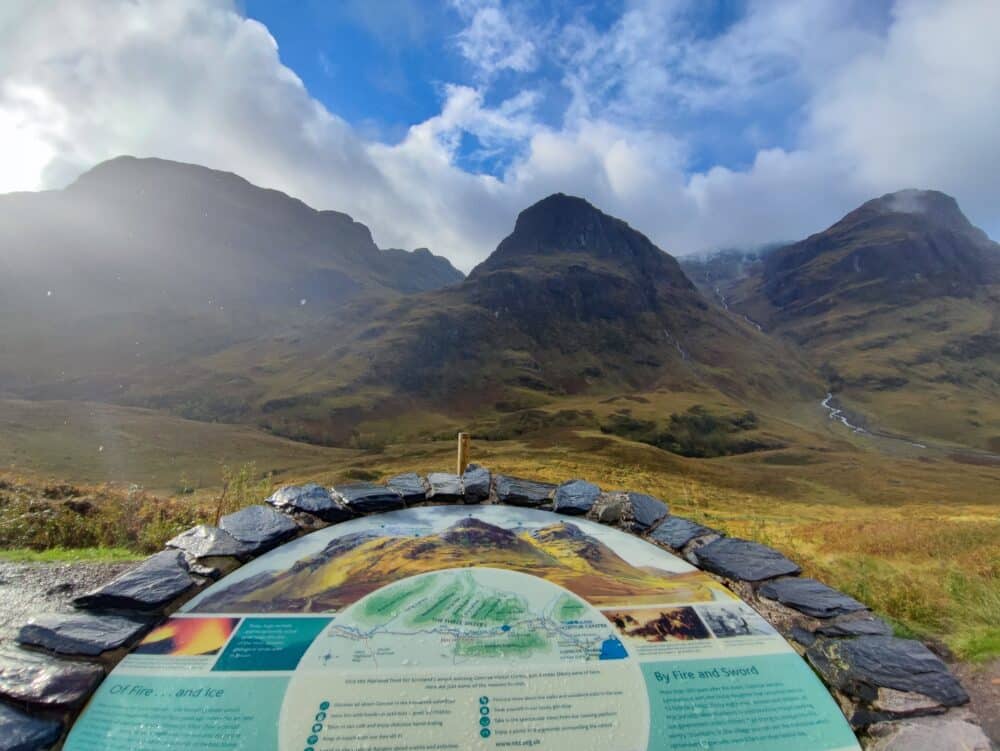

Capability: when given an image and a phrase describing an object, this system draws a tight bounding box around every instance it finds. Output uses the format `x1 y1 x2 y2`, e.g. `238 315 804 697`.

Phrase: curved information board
64 507 861 751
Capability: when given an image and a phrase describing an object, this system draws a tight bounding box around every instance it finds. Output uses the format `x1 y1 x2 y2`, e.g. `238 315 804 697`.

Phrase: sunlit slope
714 190 1000 451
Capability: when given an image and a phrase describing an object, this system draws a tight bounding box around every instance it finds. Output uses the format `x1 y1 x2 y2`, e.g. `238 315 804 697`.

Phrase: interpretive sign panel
64 507 861 751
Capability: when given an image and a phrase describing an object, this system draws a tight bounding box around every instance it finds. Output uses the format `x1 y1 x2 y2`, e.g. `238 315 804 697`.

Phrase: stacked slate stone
0 466 989 751
644 517 990 750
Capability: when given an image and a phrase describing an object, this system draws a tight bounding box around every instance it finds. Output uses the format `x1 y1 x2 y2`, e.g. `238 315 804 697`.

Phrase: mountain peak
501 192 641 258
760 188 1000 314
71 155 249 193
859 188 981 236
517 192 600 220
470 193 692 291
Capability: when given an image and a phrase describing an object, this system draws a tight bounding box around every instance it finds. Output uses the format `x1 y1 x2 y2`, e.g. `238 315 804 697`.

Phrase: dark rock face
332 483 405 513
0 648 103 708
627 492 669 530
17 613 151 657
426 473 464 502
0 701 62 751
386 473 428 503
471 193 694 291
806 636 969 707
73 550 195 613
694 538 801 581
758 577 866 619
494 475 556 507
461 465 491 502
266 483 352 523
761 189 1000 316
219 505 299 554
793 612 895 647
166 525 253 560
376 247 465 294
552 480 601 515
815 613 893 638
649 515 715 548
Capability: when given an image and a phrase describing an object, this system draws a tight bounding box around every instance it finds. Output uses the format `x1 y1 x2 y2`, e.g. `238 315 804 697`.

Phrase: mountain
717 190 1000 450
257 194 819 409
0 156 462 315
755 189 999 320
0 184 821 443
679 244 781 311
0 156 462 400
191 519 717 613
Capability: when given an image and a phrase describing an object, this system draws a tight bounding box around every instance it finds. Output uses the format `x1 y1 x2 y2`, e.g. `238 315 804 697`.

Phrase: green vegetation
769 291 1000 452
0 461 275 555
212 462 273 524
0 388 997 663
0 476 210 554
473 409 596 441
600 405 780 457
0 398 355 495
0 547 141 562
723 512 1000 663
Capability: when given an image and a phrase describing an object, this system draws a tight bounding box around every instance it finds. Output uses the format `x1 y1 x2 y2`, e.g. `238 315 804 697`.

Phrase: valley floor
1 396 997 667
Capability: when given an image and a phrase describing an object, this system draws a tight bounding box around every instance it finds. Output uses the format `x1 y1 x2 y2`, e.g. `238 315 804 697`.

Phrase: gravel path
952 659 1000 745
0 560 137 645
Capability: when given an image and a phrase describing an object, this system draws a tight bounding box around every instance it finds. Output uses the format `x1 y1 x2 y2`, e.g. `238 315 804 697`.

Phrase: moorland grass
1 400 997 662
0 546 142 562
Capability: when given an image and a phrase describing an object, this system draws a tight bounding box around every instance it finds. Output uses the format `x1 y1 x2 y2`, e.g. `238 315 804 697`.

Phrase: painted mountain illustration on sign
191 518 720 613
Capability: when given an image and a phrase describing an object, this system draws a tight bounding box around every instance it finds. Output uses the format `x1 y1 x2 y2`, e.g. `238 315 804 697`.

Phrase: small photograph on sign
604 606 712 642
697 603 776 638
133 616 241 656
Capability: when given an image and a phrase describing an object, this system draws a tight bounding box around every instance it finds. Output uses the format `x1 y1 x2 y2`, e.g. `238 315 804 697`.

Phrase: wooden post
457 432 470 475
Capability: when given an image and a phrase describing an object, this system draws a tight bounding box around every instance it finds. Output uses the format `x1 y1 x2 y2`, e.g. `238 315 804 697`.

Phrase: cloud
1 0 999 272
452 0 539 78
807 0 1000 222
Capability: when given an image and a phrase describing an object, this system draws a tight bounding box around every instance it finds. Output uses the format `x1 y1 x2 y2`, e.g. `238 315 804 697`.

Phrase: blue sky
243 2 464 144
2 0 998 269
243 0 812 177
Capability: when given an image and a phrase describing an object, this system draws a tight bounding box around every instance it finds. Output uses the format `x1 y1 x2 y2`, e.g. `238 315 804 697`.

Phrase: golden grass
0 394 997 660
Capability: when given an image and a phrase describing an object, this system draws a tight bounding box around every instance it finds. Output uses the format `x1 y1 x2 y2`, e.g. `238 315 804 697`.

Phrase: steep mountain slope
0 163 819 448
720 190 1000 450
755 190 998 319
167 193 822 445
0 156 462 398
0 156 462 314
679 245 778 311
287 194 818 400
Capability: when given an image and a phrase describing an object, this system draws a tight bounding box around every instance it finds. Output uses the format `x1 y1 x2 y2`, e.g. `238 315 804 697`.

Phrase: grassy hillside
1 392 996 660
0 398 357 493
722 276 1000 451
697 190 1000 453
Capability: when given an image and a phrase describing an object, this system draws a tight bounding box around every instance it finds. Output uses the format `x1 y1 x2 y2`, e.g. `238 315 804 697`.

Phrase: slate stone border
1 467 990 750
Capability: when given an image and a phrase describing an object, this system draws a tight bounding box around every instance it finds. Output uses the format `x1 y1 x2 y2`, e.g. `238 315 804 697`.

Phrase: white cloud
1 0 999 273
807 0 1000 222
452 0 538 78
